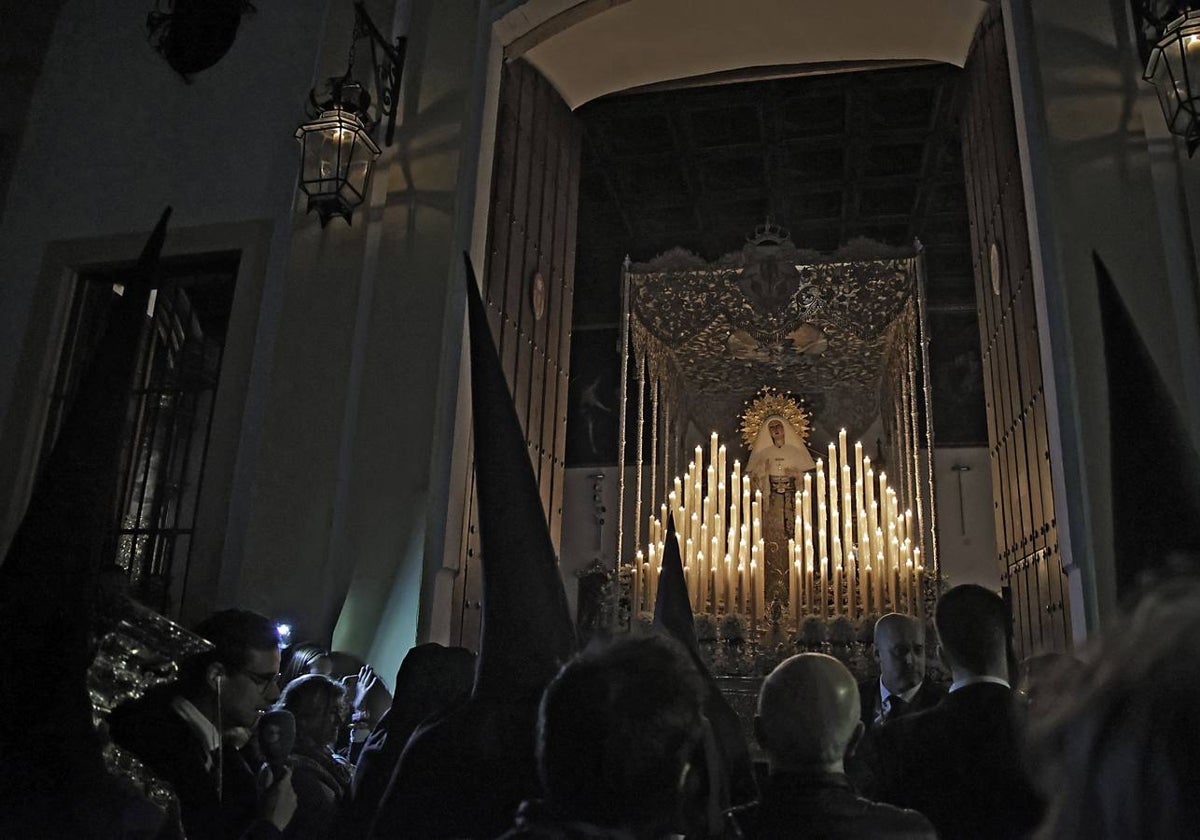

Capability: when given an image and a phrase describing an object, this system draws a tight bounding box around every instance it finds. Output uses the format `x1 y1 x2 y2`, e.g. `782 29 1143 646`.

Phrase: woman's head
276 673 348 748
281 642 332 686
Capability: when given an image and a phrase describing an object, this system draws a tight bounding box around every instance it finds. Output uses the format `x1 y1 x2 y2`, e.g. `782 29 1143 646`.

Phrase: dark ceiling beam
662 98 708 242
907 75 966 242
581 125 635 240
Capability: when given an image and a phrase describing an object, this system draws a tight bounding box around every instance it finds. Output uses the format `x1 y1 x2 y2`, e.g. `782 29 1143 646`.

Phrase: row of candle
630 430 926 628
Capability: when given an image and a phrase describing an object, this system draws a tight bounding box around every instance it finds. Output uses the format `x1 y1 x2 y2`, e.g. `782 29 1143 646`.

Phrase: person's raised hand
347 664 379 713
259 765 298 831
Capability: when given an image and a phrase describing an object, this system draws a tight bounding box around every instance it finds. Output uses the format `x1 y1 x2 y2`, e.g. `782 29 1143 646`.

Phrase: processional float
614 223 940 642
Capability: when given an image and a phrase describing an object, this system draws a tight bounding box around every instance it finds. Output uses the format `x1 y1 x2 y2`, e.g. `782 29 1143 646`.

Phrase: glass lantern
295 106 381 226
1144 9 1200 155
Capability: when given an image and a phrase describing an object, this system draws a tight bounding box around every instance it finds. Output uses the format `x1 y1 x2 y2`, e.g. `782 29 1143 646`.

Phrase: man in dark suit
734 652 935 839
109 609 297 840
858 613 944 728
848 613 944 796
873 585 1044 839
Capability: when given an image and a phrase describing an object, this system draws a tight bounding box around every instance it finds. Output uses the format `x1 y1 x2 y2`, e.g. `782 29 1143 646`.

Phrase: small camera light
275 623 293 647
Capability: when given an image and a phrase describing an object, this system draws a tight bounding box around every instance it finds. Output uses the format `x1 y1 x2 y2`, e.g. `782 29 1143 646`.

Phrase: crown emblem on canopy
746 218 792 248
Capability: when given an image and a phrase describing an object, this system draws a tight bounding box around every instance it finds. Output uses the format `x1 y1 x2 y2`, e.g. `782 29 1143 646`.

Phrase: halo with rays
739 387 811 450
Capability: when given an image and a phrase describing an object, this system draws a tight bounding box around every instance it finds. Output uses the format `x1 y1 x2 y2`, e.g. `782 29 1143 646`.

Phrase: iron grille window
39 252 239 615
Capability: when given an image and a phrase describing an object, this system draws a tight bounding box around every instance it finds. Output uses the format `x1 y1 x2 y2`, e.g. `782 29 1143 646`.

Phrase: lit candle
788 538 798 622
832 535 842 615
818 549 828 620
711 535 721 611
738 559 747 614
685 537 696 604
842 463 854 614
752 503 762 550
876 549 885 612
904 556 914 614
718 445 727 558
804 532 814 614
914 548 925 621
709 432 718 478
633 550 643 614
891 536 901 613
647 544 658 607
859 510 871 614
876 529 886 610
865 463 877 556
760 530 767 613
749 557 759 633
725 554 734 613
697 550 707 613
838 429 848 480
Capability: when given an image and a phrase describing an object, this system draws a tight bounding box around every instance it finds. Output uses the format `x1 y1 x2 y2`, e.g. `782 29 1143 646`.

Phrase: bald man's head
755 654 863 772
874 613 927 695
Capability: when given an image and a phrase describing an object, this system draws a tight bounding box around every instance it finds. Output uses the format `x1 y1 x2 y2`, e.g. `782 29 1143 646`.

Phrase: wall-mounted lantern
295 2 406 226
1143 8 1200 155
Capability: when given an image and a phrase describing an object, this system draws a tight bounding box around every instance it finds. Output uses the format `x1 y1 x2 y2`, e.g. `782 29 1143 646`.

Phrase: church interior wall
1005 0 1200 634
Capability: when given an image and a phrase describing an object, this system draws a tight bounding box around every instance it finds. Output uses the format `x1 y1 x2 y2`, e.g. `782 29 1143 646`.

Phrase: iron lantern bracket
352 1 407 146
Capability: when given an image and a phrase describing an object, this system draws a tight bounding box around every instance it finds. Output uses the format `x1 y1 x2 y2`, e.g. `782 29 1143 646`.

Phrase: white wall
929 447 1000 590
0 0 484 685
0 0 330 574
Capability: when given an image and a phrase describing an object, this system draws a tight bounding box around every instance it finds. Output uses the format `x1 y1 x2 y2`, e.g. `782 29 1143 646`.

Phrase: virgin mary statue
746 414 816 613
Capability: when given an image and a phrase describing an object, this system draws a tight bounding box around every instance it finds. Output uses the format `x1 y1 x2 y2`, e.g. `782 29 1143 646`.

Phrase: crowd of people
7 254 1197 839
87 575 1198 840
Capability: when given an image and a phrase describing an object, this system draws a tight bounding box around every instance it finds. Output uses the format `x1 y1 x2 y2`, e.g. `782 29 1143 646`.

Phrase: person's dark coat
857 678 946 728
732 771 936 840
848 678 946 795
108 688 281 840
871 683 1044 839
496 800 641 840
285 743 350 840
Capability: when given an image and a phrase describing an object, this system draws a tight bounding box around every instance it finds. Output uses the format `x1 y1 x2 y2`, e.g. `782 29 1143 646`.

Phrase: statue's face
769 420 785 446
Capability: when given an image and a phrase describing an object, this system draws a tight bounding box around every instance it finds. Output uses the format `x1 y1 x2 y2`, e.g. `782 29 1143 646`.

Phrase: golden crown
739 387 811 449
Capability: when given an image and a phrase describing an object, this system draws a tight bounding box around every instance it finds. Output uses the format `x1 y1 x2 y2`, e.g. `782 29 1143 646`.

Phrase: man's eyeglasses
239 669 282 694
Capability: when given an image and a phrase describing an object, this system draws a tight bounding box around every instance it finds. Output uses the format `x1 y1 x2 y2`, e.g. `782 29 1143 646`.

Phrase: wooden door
450 59 582 652
961 9 1071 658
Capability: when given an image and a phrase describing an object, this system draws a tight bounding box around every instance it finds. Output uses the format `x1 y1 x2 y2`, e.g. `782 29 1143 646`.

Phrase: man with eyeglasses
109 609 297 839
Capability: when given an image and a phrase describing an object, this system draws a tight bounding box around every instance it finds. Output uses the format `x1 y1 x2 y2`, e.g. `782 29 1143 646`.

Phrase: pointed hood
371 257 577 839
652 513 700 659
651 519 758 814
463 252 575 698
3 206 171 577
0 208 170 837
1096 251 1200 592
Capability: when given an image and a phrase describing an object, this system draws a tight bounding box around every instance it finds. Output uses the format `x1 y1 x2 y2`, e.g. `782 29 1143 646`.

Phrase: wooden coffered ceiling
567 61 987 447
